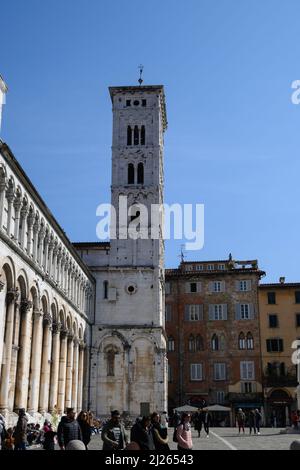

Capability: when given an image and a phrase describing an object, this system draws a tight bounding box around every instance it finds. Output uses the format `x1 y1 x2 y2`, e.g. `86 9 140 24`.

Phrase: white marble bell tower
89 85 168 417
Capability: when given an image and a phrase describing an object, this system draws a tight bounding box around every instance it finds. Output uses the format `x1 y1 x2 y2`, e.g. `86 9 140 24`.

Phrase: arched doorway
267 389 293 427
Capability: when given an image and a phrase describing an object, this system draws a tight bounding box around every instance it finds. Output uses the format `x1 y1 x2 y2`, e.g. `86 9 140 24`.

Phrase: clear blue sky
1 0 300 282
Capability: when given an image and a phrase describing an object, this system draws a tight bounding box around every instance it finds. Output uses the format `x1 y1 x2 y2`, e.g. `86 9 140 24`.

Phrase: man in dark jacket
130 416 155 451
101 410 128 450
57 408 83 450
14 408 28 450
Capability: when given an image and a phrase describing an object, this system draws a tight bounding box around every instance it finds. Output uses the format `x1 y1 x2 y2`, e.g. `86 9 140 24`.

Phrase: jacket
130 422 155 450
102 420 128 450
14 415 28 444
57 416 83 448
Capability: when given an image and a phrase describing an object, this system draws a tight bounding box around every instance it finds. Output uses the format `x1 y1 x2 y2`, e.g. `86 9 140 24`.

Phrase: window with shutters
241 382 255 393
207 264 214 270
196 265 203 271
167 336 175 352
190 282 197 293
165 282 171 295
185 304 203 321
211 334 219 351
218 264 225 270
188 335 196 352
190 363 203 381
213 281 222 292
266 338 284 352
238 332 245 349
246 332 254 350
216 391 225 404
240 361 255 380
186 282 201 293
165 305 172 322
214 363 226 381
213 304 226 320
239 280 248 291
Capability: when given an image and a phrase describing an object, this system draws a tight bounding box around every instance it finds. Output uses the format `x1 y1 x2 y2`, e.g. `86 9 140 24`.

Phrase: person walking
14 408 28 450
150 412 170 451
248 409 257 435
130 416 155 451
42 423 57 451
193 410 202 438
101 410 129 451
202 410 211 438
254 409 262 435
176 413 193 452
57 408 83 450
77 411 92 449
236 408 246 434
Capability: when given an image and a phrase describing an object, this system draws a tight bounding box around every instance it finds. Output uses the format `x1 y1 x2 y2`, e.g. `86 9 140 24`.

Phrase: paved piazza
32 427 299 451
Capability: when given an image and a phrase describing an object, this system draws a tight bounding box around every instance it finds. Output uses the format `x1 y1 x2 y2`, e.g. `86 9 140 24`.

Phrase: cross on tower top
138 65 144 85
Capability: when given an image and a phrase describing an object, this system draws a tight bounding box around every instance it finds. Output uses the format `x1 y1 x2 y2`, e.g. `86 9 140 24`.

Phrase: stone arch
59 308 66 330
41 295 48 315
16 269 29 299
0 256 16 288
66 314 72 333
51 303 58 324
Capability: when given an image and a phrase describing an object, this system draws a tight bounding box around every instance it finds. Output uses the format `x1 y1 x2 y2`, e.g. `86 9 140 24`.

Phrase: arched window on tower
107 349 116 376
128 164 135 184
246 332 254 350
103 281 108 299
141 125 145 145
127 126 132 146
134 125 139 145
239 332 246 350
137 163 144 184
211 334 219 351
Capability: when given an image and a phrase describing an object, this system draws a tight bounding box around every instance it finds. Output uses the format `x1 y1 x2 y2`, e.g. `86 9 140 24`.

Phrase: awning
174 405 199 412
203 404 231 412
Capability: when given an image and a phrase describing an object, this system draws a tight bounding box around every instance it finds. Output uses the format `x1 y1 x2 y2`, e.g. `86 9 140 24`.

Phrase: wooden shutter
185 282 191 294
235 280 241 291
208 282 214 293
235 303 241 320
198 304 204 320
209 304 214 320
246 280 252 291
197 282 202 292
249 303 255 319
184 305 190 321
221 281 226 292
222 304 228 320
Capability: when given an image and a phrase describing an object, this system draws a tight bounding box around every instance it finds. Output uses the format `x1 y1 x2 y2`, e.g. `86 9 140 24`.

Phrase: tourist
193 409 202 438
42 423 57 450
150 412 170 451
3 427 14 450
101 410 128 450
202 410 211 438
77 411 92 449
160 411 168 439
292 411 299 430
14 408 28 450
176 413 193 452
130 416 155 450
248 409 257 435
57 408 83 450
236 408 246 434
254 409 262 435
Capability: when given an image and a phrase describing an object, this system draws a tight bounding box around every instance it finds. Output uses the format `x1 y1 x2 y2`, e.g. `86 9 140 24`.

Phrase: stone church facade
0 81 168 422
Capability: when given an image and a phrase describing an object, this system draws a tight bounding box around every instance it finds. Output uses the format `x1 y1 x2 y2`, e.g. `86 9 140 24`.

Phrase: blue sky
1 0 300 282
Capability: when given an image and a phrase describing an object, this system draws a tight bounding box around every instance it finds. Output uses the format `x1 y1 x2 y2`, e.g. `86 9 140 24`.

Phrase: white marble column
48 322 61 412
13 198 22 241
77 342 85 412
0 180 6 230
19 206 28 248
71 337 79 411
6 191 14 237
26 214 35 257
32 220 40 262
0 288 19 412
43 234 49 273
65 334 74 409
27 309 44 413
38 314 52 413
57 329 68 414
14 300 33 409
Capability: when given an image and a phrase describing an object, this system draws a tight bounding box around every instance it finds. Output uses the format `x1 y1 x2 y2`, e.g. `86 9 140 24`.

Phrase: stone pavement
30 427 299 451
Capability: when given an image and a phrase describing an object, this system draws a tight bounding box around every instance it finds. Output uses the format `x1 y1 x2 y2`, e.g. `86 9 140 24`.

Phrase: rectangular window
207 264 214 270
266 338 284 352
214 363 226 381
269 314 278 328
240 361 255 380
190 363 203 381
214 281 222 292
241 382 256 393
165 305 172 322
209 304 228 320
240 281 248 291
296 314 300 327
190 282 197 293
240 304 250 319
185 282 201 293
218 264 225 270
216 391 225 404
267 292 276 304
185 304 203 321
196 265 203 271
295 291 300 304
165 282 171 295
214 304 223 320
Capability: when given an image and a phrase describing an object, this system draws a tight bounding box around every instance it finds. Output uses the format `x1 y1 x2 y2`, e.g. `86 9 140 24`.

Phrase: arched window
137 162 144 184
107 349 115 376
134 125 139 145
246 332 254 350
238 332 246 350
168 336 175 352
211 334 219 351
196 335 204 351
141 125 145 145
219 334 226 351
128 164 134 184
188 335 196 352
127 126 132 145
103 281 108 299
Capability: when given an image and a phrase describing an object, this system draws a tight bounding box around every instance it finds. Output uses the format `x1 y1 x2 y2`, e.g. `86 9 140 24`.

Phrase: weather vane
138 65 144 85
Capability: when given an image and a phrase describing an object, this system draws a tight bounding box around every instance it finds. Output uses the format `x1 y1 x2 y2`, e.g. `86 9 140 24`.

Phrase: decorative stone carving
43 313 52 326
60 328 68 339
0 279 5 291
20 299 33 314
6 288 19 304
52 322 61 335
